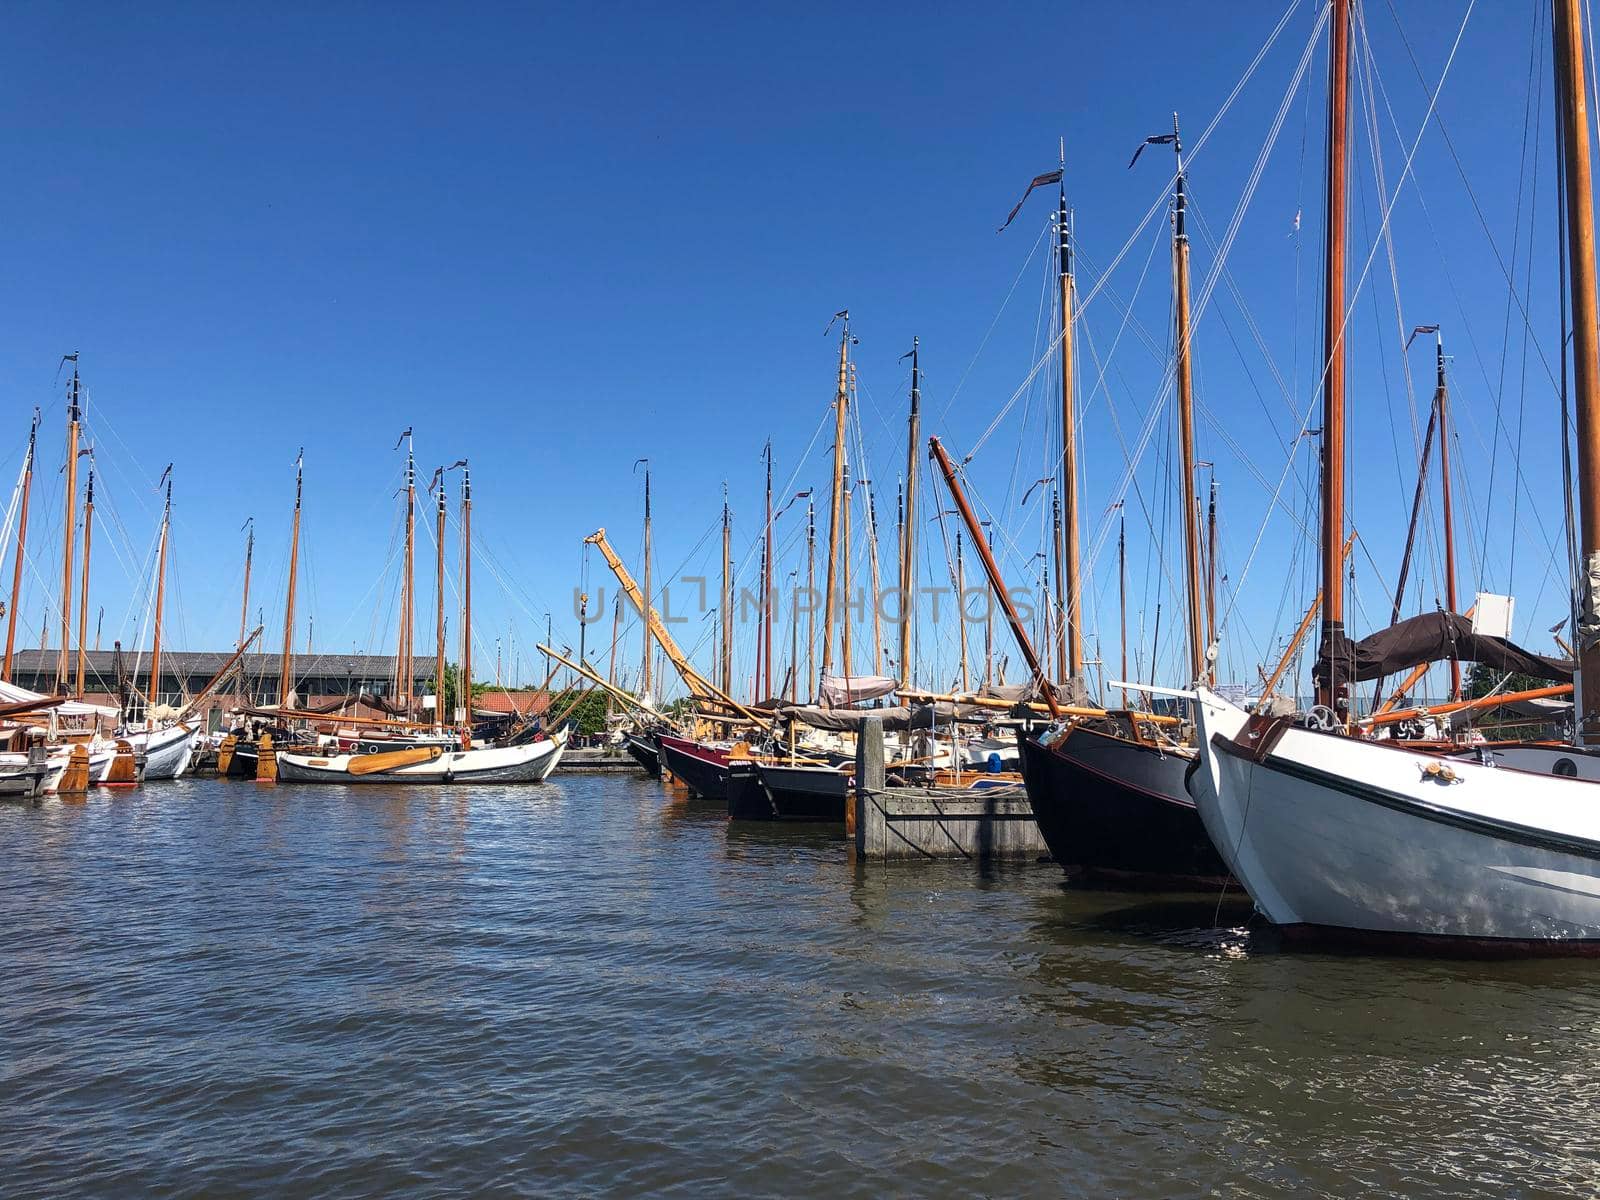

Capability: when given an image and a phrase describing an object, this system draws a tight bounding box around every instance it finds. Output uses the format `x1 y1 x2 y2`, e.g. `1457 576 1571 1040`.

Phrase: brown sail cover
1313 611 1572 686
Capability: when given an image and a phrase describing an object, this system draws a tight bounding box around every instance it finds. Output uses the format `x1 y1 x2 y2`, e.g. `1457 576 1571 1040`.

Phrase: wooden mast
864 478 885 675
148 468 172 724
1556 0 1600 740
74 466 94 697
1050 487 1064 686
236 517 253 705
434 466 447 729
721 487 733 697
607 592 622 722
56 358 81 693
279 450 303 709
460 461 472 724
1317 0 1352 712
638 460 653 702
899 338 920 689
762 441 774 700
820 314 850 685
788 573 799 703
929 436 1061 717
1168 114 1206 687
1205 474 1218 687
398 432 416 713
956 528 969 691
1118 506 1128 706
1056 176 1082 682
4 411 37 682
841 462 854 680
1432 336 1461 700
983 522 996 684
805 498 816 693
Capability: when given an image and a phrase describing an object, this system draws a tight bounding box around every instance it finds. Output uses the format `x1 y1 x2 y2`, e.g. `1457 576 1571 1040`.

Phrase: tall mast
756 541 767 697
56 357 81 693
236 517 253 705
460 461 472 723
763 441 774 699
434 466 447 729
1118 507 1128 706
1050 486 1066 687
721 486 733 697
1170 115 1206 686
820 314 850 684
607 592 622 721
1556 0 1600 740
805 499 816 692
1317 0 1352 711
1056 172 1083 681
149 468 172 723
841 463 854 680
279 450 303 709
399 431 416 713
865 479 884 674
899 339 920 688
788 572 799 703
1431 337 1461 700
980 520 996 684
638 460 653 701
956 528 969 691
4 411 37 682
75 465 94 697
1205 474 1219 687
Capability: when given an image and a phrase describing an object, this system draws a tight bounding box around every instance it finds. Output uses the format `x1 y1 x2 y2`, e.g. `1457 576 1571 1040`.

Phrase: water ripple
2 776 1598 1197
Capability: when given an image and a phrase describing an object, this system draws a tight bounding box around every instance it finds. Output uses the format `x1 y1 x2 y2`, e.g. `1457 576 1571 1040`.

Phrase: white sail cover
0 679 118 718
819 673 898 707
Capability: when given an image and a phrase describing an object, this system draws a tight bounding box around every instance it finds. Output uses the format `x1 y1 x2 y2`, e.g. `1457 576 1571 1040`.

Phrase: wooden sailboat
1006 137 1229 886
276 459 566 784
1188 0 1600 950
114 467 196 780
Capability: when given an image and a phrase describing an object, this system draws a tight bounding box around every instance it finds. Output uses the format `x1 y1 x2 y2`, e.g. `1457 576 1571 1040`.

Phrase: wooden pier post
853 717 884 854
256 732 277 783
216 733 236 775
59 744 90 795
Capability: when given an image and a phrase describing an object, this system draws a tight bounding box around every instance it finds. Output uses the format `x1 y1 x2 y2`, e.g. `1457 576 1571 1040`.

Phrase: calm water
3 774 1599 1198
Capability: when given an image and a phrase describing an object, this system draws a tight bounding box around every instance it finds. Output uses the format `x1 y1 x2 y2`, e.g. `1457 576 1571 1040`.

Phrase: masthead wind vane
997 169 1063 232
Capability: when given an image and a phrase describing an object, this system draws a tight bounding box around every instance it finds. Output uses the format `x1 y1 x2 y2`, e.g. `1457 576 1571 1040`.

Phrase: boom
585 527 771 727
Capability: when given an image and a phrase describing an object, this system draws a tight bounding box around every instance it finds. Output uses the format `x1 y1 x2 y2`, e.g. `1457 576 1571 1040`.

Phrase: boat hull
126 723 196 781
657 736 731 800
276 735 563 784
624 732 662 777
1191 688 1600 950
1018 724 1228 887
747 762 849 822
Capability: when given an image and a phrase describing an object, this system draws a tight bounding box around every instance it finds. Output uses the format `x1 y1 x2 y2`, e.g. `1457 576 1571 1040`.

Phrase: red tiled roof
471 691 550 717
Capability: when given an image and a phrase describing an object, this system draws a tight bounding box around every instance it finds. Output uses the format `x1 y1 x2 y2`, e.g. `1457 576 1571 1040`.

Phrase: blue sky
0 1 1573 700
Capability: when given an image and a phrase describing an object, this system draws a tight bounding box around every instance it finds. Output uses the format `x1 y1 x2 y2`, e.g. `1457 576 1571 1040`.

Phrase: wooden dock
852 718 1050 863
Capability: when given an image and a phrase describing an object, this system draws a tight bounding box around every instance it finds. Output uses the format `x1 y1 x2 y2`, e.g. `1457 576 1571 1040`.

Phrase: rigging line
962 0 1314 467
934 220 1051 430
966 220 1165 464
1510 2 1547 595
1349 39 1423 596
1378 0 1560 395
1076 0 1311 317
1352 12 1428 500
1086 4 1328 578
1475 1 1544 591
1220 0 1478 636
1362 70 1564 584
1188 206 1298 440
